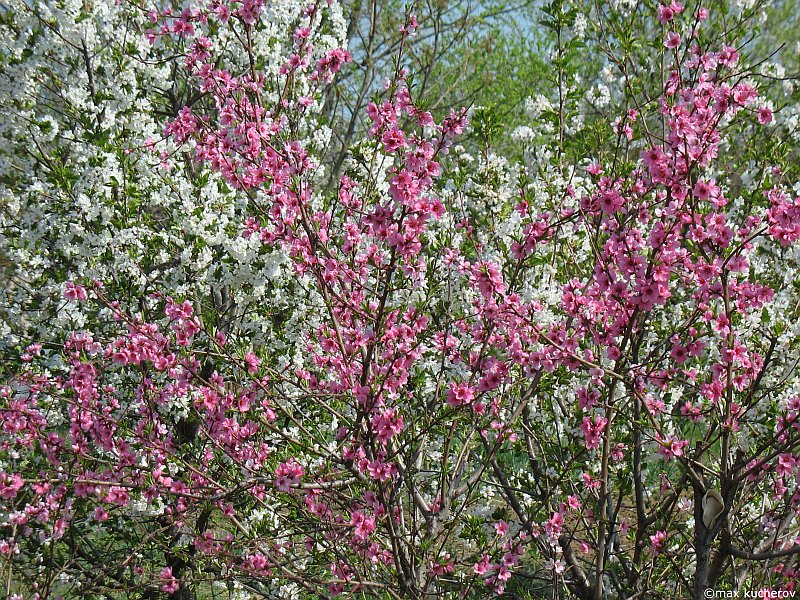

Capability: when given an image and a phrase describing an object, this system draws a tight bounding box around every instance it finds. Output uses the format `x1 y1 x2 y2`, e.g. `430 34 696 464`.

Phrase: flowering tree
1 1 799 599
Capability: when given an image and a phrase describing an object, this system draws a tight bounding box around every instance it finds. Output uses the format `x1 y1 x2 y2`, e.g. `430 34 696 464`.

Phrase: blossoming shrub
0 0 346 363
1 0 799 599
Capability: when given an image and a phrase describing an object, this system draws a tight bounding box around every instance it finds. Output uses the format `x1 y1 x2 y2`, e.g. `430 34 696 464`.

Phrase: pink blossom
274 460 305 492
350 510 377 541
446 382 475 408
665 31 681 49
657 435 689 460
544 511 563 542
160 567 179 593
657 4 678 24
473 555 491 575
0 473 24 499
587 163 604 175
650 530 667 554
63 282 88 302
244 351 261 374
495 520 509 536
581 414 608 450
381 127 407 153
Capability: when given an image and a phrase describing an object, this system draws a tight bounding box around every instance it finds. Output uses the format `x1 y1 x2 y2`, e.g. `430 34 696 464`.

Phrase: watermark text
705 590 796 599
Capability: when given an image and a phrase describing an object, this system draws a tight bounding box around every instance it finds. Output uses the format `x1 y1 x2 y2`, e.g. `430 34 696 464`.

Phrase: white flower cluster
0 0 345 365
